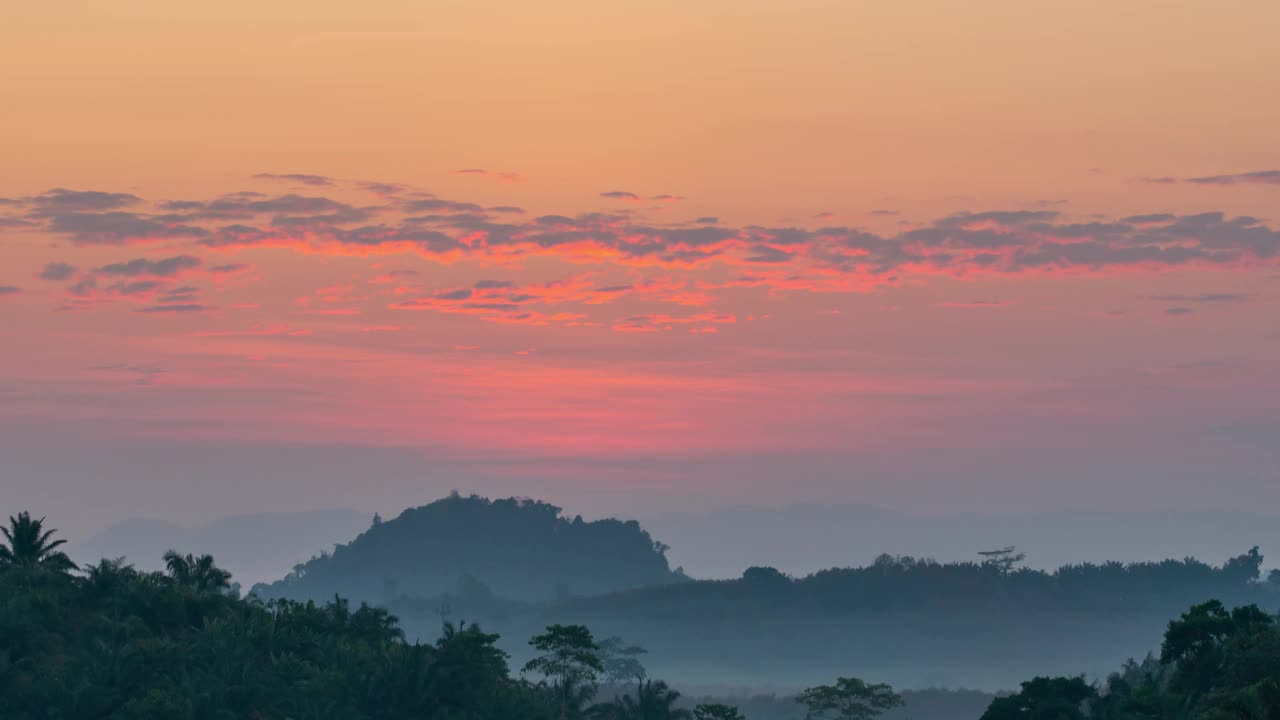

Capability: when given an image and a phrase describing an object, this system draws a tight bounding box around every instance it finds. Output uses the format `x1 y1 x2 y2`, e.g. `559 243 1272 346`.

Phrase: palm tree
163 550 232 592
84 557 138 596
0 512 76 572
597 680 691 720
693 705 746 720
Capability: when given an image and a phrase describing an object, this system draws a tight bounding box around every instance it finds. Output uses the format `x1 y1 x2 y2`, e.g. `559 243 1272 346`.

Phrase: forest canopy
5 502 1280 715
3 510 1278 719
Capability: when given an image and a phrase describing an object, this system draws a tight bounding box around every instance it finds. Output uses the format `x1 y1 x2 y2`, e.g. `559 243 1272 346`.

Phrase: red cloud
20 183 1280 327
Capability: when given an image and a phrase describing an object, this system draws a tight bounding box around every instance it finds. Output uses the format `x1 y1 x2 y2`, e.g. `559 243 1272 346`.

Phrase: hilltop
246 495 1279 688
251 493 687 604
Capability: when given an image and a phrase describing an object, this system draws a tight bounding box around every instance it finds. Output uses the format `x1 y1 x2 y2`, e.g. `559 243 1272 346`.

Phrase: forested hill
516 549 1279 689
251 494 687 604
557 548 1274 619
5 510 1278 718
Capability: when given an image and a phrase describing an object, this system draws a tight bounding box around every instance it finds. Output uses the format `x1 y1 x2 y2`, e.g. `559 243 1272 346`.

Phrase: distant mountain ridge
637 504 1280 579
251 494 687 604
69 509 373 587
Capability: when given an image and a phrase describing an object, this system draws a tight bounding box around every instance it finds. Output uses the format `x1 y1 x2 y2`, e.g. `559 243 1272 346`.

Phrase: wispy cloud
95 255 203 278
455 168 523 183
252 173 335 187
136 303 211 313
1185 170 1280 186
1140 170 1280 187
11 180 1280 330
38 262 77 281
1144 293 1252 303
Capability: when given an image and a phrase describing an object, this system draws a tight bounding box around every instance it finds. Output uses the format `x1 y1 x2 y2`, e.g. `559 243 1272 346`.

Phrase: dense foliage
5 507 1279 718
981 600 1280 720
0 561 726 718
0 514 715 719
0 512 1003 720
0 560 552 718
254 494 686 604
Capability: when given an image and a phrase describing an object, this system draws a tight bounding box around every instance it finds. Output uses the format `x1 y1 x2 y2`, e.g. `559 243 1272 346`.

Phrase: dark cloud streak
95 255 203 278
1186 170 1280 186
38 262 77 281
252 173 334 187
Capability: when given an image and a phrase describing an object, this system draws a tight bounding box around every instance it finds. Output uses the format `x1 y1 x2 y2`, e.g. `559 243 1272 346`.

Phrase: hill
243 495 1280 689
251 493 687 604
512 549 1280 689
637 504 1280 579
559 548 1272 619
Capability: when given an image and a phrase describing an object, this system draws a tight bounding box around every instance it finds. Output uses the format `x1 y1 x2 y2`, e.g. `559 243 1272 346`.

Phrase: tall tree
525 624 604 719
797 677 903 720
0 512 75 573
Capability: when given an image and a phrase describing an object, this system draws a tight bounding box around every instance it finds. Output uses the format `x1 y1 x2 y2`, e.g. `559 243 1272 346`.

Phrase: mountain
251 493 687 604
69 509 373 587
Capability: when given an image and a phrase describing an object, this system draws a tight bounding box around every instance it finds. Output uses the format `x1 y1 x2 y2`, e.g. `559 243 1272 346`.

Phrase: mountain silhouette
252 493 687 604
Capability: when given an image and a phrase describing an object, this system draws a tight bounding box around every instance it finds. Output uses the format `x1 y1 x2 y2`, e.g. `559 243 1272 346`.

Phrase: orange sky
2 1 1279 527
5 1 1280 216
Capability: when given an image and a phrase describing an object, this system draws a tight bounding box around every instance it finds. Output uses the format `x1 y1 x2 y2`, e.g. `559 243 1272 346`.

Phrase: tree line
254 495 1279 624
980 597 1280 719
0 512 899 719
562 548 1274 621
5 510 1278 719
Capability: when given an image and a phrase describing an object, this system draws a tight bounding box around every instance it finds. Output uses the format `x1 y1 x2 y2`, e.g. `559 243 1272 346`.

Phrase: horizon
64 494 1280 588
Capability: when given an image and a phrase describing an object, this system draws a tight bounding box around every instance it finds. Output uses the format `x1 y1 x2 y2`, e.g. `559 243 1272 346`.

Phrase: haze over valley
4 1 1280 716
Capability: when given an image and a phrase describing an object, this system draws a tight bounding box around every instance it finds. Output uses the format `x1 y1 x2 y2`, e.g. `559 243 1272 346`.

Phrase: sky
2 1 1279 536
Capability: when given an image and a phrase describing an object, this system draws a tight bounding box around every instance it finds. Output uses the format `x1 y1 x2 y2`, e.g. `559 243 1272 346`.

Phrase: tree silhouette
797 677 903 720
0 512 75 573
597 679 690 720
598 636 649 685
978 676 1096 720
1160 600 1274 707
693 703 747 720
977 546 1026 575
162 550 232 592
423 621 512 715
525 624 604 719
254 494 685 605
